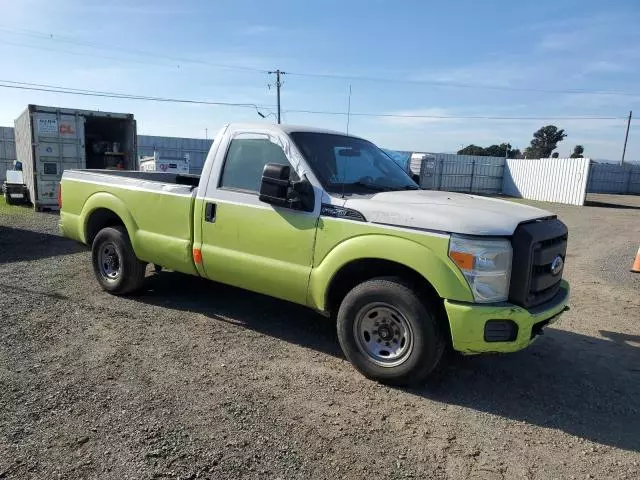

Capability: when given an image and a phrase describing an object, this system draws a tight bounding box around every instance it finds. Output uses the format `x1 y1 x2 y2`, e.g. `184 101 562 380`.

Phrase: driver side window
220 134 296 193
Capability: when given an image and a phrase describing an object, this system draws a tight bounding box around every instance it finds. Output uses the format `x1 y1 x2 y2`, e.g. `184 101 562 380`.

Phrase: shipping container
0 126 17 186
137 135 212 175
14 105 136 210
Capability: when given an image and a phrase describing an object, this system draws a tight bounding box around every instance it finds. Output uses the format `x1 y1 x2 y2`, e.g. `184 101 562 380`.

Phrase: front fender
308 233 473 311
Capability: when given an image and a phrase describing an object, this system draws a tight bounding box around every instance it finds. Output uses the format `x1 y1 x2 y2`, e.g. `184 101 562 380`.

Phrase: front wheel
337 277 445 386
91 226 146 295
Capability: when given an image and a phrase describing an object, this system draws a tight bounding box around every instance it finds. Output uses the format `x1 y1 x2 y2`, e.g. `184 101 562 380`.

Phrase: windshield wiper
353 182 420 192
350 181 395 192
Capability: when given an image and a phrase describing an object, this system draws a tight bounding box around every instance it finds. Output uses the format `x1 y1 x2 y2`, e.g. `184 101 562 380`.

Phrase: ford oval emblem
551 256 564 276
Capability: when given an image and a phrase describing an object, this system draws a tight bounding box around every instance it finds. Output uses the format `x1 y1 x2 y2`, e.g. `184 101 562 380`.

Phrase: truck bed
61 168 200 275
83 169 201 187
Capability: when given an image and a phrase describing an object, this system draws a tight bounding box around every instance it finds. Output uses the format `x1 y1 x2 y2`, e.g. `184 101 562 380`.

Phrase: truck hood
343 190 554 236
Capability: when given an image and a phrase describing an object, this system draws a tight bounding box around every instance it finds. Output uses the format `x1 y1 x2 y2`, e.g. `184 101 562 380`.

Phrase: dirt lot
1 193 639 480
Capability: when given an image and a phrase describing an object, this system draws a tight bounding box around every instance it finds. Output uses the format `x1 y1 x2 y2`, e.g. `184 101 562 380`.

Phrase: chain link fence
587 163 640 194
419 154 505 194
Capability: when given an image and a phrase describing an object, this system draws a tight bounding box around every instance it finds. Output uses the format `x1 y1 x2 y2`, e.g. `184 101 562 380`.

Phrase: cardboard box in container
14 104 136 210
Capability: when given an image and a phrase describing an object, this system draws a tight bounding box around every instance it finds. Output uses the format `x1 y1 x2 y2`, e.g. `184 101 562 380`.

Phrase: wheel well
325 258 451 343
85 208 125 245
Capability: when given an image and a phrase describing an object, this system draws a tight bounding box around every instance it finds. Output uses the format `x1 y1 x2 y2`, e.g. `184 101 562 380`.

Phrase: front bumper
445 280 569 354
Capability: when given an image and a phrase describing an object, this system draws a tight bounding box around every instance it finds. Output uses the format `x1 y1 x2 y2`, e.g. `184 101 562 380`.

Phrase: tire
5 192 14 205
91 226 146 295
337 277 445 386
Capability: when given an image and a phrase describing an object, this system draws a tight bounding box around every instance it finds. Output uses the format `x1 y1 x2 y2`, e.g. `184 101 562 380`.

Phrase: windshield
289 132 419 194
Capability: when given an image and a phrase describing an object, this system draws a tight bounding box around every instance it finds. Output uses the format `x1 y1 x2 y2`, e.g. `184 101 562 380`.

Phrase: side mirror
259 163 315 212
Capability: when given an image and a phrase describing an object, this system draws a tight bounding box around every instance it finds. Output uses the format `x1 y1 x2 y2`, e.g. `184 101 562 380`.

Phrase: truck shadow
0 226 84 264
584 199 640 210
139 271 342 358
412 328 640 453
136 271 640 453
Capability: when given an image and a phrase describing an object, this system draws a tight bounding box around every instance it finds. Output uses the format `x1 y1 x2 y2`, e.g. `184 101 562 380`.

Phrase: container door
420 156 439 190
0 127 16 185
33 111 85 206
126 119 137 169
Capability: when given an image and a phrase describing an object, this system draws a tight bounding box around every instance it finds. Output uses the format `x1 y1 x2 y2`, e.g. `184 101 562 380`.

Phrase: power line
1 27 638 97
0 27 269 73
1 40 165 68
0 79 634 122
285 71 640 97
0 80 272 110
283 108 630 121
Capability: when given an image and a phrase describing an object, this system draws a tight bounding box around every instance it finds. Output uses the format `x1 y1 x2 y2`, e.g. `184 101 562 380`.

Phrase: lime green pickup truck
60 123 569 385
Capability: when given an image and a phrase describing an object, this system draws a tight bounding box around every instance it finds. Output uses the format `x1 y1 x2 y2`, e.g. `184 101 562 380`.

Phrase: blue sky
1 0 639 161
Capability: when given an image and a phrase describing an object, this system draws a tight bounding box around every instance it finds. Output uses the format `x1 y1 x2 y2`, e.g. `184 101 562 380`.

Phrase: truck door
198 131 319 305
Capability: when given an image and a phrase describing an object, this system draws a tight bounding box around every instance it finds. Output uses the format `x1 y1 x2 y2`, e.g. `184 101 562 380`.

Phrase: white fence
502 157 591 206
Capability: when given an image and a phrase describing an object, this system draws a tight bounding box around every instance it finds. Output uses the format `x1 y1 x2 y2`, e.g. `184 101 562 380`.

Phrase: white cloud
409 62 531 88
238 25 275 36
349 112 634 161
582 60 627 74
377 108 462 127
536 31 587 52
560 92 640 110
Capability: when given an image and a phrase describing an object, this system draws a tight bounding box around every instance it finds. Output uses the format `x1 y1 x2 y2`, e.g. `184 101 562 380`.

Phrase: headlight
449 235 512 303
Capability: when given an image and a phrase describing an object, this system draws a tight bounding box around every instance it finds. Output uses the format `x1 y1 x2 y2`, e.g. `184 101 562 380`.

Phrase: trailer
14 105 136 210
139 151 189 174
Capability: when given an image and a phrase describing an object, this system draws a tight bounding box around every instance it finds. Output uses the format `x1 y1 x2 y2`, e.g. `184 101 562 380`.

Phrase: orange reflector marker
193 248 202 264
450 251 474 270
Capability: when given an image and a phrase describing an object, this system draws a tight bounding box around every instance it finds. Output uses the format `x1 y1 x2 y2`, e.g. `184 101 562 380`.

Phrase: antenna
346 84 352 134
341 85 352 199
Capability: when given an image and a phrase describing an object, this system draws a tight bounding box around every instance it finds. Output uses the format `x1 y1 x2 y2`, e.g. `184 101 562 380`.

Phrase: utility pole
205 128 208 140
621 110 632 166
268 69 286 124
346 85 352 134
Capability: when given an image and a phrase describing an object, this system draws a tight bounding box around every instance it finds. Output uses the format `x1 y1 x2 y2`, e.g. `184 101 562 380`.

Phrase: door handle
204 202 216 223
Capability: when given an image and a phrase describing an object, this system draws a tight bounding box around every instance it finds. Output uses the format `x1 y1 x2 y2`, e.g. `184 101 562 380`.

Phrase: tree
509 148 522 159
570 145 584 158
457 145 486 156
524 125 567 158
552 152 559 158
484 143 511 157
457 143 520 158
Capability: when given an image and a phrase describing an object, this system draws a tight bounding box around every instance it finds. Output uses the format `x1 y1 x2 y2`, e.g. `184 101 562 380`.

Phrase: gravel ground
1 193 639 480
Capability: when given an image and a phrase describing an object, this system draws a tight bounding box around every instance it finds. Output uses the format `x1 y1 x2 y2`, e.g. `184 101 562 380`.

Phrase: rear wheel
337 277 445 386
91 226 146 295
